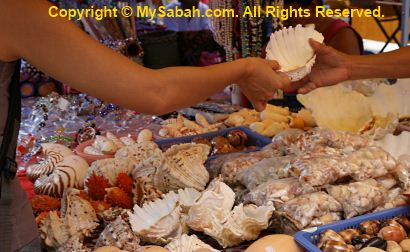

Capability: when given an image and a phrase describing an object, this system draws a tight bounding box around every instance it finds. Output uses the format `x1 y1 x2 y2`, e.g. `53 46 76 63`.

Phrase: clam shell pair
128 188 200 245
266 24 324 81
34 155 89 197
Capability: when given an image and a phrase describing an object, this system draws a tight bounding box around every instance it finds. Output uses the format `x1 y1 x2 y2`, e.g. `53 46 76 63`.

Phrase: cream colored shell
165 234 218 252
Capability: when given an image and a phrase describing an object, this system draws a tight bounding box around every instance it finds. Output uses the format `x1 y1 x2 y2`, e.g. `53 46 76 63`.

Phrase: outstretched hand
284 39 351 94
238 58 290 111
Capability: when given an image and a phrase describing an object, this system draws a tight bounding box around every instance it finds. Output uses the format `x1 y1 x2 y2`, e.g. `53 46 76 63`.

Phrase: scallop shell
377 132 410 159
34 155 89 197
96 215 141 251
186 179 235 232
368 79 410 118
265 24 324 81
204 204 274 248
85 157 136 187
39 211 69 248
165 234 218 252
115 141 162 164
128 191 186 245
135 143 210 192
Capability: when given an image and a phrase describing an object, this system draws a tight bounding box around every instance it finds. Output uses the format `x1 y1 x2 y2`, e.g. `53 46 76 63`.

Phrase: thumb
309 39 328 55
252 100 267 112
265 60 280 70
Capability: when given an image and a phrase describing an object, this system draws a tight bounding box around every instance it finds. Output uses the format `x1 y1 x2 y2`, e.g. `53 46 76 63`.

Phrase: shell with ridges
27 151 64 182
34 155 89 197
186 179 235 232
115 141 162 163
85 157 136 187
127 191 186 245
165 234 219 252
41 143 74 157
39 211 69 248
265 25 324 81
204 204 274 248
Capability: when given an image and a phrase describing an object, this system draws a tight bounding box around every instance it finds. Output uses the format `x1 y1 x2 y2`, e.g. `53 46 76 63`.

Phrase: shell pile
165 234 218 252
265 24 324 81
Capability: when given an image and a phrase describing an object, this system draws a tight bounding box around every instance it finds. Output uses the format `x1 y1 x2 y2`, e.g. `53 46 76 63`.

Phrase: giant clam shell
377 132 410 159
165 234 219 252
186 179 235 232
128 191 186 245
85 157 136 187
134 143 210 192
204 204 274 248
265 24 324 81
34 155 89 197
115 141 162 163
96 215 141 251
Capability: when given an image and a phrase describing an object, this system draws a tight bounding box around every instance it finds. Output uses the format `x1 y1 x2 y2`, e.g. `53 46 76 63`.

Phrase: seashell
165 234 218 252
211 136 236 155
133 176 163 206
192 137 212 149
351 234 372 247
361 237 387 250
128 191 186 245
339 229 361 244
195 113 210 128
39 211 69 248
361 113 398 140
320 240 354 252
115 141 162 164
376 132 410 159
394 216 410 232
106 132 125 149
26 149 66 182
41 143 74 157
378 226 407 243
386 240 403 252
186 179 235 232
34 155 89 197
85 157 136 187
203 203 274 248
93 135 118 155
96 215 141 251
318 230 346 249
84 146 104 155
144 143 210 192
57 236 91 252
120 136 135 146
94 246 128 252
138 129 153 143
226 130 248 148
368 80 410 118
177 187 201 211
105 187 133 209
399 239 410 251
159 128 169 137
360 220 381 235
265 24 324 81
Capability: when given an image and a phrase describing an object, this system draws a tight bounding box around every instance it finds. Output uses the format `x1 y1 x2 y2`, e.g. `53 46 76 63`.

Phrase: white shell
85 157 136 186
106 132 125 149
165 234 219 252
27 151 64 182
93 135 118 155
265 24 324 81
204 204 274 248
368 79 410 118
186 179 235 232
84 146 104 155
120 136 135 146
377 132 410 159
115 141 162 164
96 215 141 251
34 155 89 197
177 187 201 210
127 191 186 245
137 129 153 143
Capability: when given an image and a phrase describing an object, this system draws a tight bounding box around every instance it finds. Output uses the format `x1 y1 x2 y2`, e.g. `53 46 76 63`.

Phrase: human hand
284 39 351 94
237 58 290 111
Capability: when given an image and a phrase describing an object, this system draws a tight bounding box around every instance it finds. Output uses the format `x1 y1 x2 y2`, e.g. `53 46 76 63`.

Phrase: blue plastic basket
155 126 272 158
294 206 410 252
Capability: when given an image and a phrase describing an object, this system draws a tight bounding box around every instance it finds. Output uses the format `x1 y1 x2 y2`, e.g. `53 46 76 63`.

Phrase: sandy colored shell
93 135 118 155
56 236 91 252
85 157 136 187
128 191 186 245
377 132 410 159
165 234 218 252
96 215 141 251
34 155 89 197
186 179 235 232
115 141 162 164
39 211 69 248
137 129 153 143
106 132 125 149
265 25 324 81
41 143 74 157
204 204 274 248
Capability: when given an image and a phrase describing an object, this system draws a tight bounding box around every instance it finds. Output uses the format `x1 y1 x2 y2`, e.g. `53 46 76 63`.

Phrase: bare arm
327 28 361 55
0 0 288 114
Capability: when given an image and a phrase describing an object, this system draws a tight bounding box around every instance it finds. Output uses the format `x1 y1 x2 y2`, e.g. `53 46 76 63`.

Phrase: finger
309 39 329 55
298 82 318 94
265 60 280 70
253 100 267 112
282 76 308 92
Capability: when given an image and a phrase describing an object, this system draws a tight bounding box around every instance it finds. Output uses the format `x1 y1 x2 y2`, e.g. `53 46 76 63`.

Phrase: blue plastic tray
294 206 410 252
155 126 272 157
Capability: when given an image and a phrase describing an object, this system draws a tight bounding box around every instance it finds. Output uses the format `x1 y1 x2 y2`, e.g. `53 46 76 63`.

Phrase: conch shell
265 24 324 81
165 234 218 252
34 155 89 197
128 191 186 245
186 179 235 232
39 211 69 248
204 204 274 248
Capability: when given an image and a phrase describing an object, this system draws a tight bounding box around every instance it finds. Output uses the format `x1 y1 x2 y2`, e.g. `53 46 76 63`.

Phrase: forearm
346 46 410 80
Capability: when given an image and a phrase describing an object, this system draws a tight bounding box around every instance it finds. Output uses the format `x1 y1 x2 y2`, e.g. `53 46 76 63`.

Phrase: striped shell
96 215 141 251
165 234 218 252
34 155 89 197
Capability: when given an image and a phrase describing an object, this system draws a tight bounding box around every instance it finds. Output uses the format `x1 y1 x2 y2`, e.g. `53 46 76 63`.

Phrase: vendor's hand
285 39 351 94
238 58 290 111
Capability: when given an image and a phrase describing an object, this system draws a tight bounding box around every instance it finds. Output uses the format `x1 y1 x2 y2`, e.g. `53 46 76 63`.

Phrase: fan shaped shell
165 234 218 252
377 132 410 159
265 24 324 81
